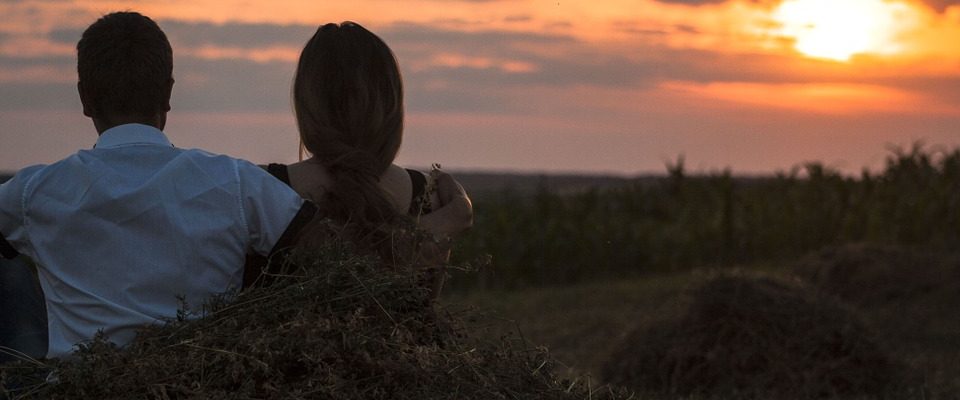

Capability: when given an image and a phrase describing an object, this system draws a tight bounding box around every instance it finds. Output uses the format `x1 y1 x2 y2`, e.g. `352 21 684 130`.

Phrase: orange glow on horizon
662 81 958 116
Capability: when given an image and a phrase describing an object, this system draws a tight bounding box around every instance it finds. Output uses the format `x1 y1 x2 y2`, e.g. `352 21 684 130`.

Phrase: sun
772 0 909 61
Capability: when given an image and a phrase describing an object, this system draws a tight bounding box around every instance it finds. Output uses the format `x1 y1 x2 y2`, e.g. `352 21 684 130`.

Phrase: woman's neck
287 160 412 212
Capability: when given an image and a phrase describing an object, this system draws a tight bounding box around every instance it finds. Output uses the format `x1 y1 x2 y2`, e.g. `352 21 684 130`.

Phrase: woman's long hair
293 22 408 259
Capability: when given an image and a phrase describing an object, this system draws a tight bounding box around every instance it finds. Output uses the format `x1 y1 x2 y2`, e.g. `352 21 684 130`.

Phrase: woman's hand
414 171 472 300
418 172 473 237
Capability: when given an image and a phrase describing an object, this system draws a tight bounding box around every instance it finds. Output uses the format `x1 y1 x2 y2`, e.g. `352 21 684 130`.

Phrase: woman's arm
417 171 473 237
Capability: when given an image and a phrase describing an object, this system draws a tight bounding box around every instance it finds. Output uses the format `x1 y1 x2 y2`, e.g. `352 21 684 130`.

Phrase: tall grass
451 144 960 289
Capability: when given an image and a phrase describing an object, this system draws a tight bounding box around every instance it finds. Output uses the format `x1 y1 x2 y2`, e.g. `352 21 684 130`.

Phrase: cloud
6 16 960 119
665 81 926 114
49 20 311 50
875 75 960 114
0 54 75 108
160 20 314 49
651 0 774 6
171 57 296 112
502 14 532 23
381 21 576 49
46 28 80 45
653 0 727 4
919 0 960 11
381 23 657 86
0 82 77 111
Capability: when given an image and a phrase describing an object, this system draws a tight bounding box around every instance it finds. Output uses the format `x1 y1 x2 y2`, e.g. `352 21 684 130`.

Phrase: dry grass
1 234 624 400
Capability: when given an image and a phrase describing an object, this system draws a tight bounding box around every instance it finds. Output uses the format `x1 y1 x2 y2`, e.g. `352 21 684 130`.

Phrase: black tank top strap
406 169 432 216
0 235 19 259
266 163 291 186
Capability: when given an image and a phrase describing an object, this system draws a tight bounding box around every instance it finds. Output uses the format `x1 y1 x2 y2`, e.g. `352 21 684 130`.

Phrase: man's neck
93 113 166 135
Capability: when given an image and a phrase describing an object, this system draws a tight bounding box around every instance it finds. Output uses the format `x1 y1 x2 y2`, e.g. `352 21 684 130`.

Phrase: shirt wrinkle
234 160 251 249
18 166 45 246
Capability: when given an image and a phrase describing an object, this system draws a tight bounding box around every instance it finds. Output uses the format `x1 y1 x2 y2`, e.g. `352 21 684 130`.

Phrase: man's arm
242 200 318 288
236 160 316 288
0 165 45 260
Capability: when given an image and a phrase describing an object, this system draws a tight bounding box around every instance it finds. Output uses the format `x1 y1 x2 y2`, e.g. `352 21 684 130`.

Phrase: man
0 12 315 359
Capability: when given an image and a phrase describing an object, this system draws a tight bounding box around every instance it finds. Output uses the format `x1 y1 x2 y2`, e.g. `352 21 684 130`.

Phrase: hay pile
601 272 908 399
792 243 960 308
1 239 621 399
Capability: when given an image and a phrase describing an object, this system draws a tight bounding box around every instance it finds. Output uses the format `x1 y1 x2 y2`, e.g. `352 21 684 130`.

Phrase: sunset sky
2 0 960 175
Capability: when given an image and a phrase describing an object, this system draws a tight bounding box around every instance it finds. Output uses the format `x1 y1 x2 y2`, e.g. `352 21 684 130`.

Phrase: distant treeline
450 144 960 290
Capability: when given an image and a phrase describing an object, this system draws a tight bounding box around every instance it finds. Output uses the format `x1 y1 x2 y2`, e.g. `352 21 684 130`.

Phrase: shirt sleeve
236 160 306 256
0 165 45 259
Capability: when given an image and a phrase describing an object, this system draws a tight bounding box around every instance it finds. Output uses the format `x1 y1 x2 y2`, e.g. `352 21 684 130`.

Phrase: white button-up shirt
0 123 303 358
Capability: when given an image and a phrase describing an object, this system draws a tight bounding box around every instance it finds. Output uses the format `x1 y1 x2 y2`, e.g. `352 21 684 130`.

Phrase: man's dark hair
77 12 173 118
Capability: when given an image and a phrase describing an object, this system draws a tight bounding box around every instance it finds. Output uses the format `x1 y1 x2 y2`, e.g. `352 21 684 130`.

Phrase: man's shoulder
176 148 257 165
173 148 276 183
1 164 51 192
170 148 248 173
9 164 48 178
176 147 236 163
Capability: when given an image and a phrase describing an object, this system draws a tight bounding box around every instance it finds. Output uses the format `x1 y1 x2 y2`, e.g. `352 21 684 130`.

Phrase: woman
265 22 472 280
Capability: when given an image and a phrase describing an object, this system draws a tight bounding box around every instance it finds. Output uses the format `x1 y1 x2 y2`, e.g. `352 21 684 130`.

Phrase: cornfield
451 144 960 289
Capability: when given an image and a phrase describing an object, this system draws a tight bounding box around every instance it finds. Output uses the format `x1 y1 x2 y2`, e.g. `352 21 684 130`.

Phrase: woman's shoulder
279 161 334 202
379 164 415 213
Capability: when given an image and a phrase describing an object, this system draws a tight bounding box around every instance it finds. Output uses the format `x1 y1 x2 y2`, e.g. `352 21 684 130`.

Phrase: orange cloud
661 80 960 115
0 37 73 58
409 53 539 74
177 45 300 63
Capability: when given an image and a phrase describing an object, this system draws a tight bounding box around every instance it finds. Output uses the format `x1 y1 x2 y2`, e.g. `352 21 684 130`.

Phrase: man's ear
78 81 96 118
162 77 174 112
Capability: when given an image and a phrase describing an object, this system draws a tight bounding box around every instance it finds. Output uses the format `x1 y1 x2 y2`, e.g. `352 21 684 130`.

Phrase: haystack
1 236 622 399
792 243 960 308
601 272 906 399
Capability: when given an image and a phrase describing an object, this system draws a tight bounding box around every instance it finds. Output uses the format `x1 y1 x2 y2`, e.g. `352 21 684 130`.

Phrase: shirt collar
94 123 173 149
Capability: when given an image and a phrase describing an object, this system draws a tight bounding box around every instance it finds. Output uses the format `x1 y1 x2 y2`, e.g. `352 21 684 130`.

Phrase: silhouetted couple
0 12 472 363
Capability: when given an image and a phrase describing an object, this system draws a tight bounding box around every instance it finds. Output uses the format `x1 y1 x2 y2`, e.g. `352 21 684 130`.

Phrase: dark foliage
452 144 960 289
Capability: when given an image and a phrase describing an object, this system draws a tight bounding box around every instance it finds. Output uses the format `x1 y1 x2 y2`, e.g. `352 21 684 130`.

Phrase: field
439 144 960 398
444 253 960 398
3 145 960 398
448 145 960 290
